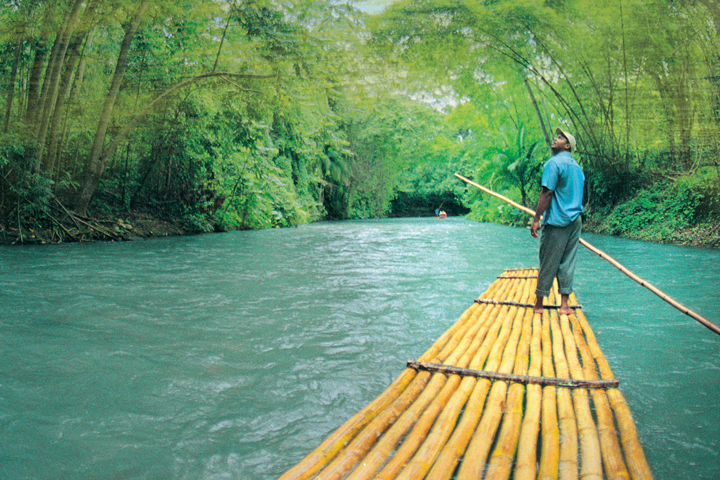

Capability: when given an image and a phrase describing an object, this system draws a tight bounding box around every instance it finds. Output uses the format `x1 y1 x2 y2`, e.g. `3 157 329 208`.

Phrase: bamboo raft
278 268 653 480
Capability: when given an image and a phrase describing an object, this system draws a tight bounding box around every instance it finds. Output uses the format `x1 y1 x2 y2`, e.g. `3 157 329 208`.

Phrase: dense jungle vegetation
1 0 719 246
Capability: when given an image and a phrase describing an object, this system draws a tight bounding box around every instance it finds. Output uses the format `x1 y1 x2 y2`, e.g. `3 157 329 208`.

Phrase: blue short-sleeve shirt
541 151 585 227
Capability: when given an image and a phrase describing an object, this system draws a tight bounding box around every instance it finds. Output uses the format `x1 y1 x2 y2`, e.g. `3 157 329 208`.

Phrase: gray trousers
536 216 582 297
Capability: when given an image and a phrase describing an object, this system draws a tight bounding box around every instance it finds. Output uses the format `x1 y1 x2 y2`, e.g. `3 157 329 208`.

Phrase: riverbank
0 210 189 245
583 217 720 248
2 209 719 248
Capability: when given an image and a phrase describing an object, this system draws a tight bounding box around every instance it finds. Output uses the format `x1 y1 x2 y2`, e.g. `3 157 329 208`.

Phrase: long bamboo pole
566 313 631 480
454 173 720 336
423 303 511 480
538 308 560 480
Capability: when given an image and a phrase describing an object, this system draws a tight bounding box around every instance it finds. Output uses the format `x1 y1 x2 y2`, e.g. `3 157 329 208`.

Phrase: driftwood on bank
2 192 132 244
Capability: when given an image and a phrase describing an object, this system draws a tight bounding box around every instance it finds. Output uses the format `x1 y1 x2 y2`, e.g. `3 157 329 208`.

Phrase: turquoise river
1 218 718 479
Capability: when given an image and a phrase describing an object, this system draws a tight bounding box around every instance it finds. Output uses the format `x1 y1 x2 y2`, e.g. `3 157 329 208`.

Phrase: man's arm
530 187 554 238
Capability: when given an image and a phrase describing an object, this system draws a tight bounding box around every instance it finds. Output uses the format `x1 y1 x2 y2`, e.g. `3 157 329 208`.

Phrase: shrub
601 180 702 242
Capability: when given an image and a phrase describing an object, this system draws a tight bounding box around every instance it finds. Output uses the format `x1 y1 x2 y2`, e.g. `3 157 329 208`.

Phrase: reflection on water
1 218 718 479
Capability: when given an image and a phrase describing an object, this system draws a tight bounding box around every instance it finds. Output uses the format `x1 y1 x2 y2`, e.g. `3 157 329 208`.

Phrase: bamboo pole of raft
454 172 720 336
547 308 580 480
352 299 501 480
385 300 501 480
393 302 518 480
277 299 484 480
345 303 498 480
422 306 512 480
513 307 544 479
555 310 603 480
345 302 496 480
483 306 534 479
455 284 530 479
310 298 495 480
565 312 631 480
424 279 530 480
539 308 560 480
574 308 654 479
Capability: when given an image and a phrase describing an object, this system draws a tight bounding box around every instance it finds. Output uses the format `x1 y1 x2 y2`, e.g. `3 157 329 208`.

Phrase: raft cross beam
407 360 620 389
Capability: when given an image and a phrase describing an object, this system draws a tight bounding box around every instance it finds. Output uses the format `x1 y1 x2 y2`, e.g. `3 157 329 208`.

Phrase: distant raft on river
278 268 654 480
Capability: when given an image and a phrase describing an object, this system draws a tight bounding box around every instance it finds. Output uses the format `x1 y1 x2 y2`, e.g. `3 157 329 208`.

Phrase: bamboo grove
1 0 719 243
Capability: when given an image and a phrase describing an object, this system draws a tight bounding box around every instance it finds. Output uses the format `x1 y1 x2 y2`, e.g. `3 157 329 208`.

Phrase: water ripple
1 218 719 479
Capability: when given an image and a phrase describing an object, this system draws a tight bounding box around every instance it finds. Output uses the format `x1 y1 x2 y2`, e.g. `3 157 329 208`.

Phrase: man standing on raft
530 127 585 315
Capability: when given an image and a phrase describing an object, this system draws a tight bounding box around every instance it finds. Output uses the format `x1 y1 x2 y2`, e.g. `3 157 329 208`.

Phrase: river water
1 218 718 480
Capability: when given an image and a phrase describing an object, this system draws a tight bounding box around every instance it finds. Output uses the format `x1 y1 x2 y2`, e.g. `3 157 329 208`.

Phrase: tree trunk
25 3 57 128
35 0 86 172
651 72 678 164
213 7 234 71
3 38 23 133
523 76 550 148
43 2 99 174
619 0 631 167
74 0 150 214
43 44 82 175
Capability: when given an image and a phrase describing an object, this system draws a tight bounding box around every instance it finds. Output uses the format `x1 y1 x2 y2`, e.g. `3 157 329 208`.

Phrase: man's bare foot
533 296 544 314
558 294 572 315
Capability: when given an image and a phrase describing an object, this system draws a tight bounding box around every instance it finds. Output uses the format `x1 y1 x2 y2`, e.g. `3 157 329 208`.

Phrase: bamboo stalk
280 297 487 480
314 371 432 480
514 307 544 479
539 308 560 480
431 305 482 364
455 172 720 336
484 306 535 480
407 362 617 389
455 305 527 479
343 371 444 480
373 302 506 480
376 310 487 480
394 375 474 480
558 313 603 480
424 302 525 480
574 309 654 479
568 313 631 480
397 302 519 480
380 301 506 480
418 303 478 363
548 309 579 480
389 373 463 480
277 369 418 480
475 298 582 310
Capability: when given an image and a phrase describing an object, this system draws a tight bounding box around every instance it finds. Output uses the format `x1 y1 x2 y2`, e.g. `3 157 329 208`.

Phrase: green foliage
1 0 719 246
0 134 78 234
678 167 720 220
599 180 703 242
465 196 529 227
482 125 544 206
